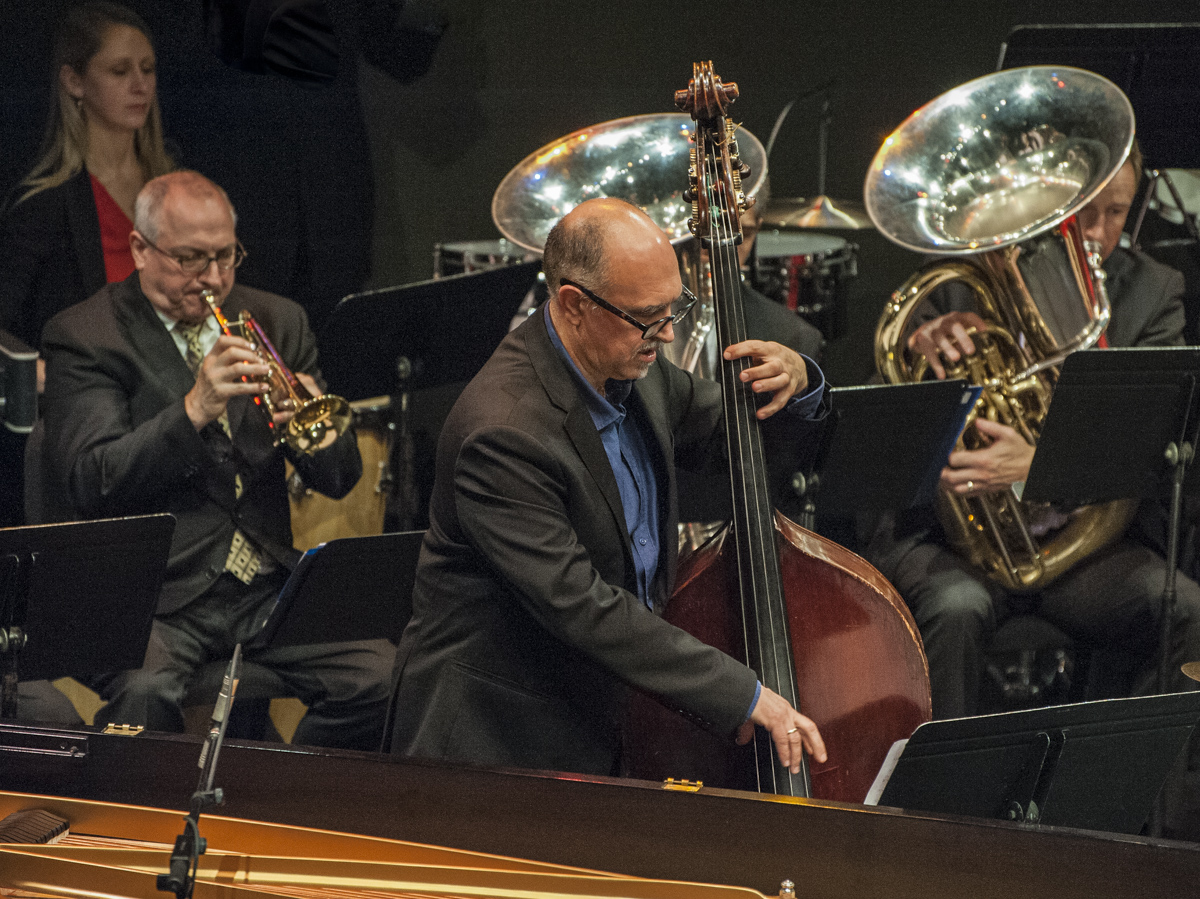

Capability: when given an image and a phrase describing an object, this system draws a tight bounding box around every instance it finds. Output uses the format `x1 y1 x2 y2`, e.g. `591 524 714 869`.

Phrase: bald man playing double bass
390 198 830 777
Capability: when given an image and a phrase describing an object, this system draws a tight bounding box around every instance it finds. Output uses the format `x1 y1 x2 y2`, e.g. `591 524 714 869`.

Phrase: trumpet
202 289 351 454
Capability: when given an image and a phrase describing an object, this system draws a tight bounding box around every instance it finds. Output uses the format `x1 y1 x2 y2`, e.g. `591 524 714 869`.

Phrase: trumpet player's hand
941 418 1035 495
908 311 989 379
184 334 271 431
737 685 827 774
270 372 323 429
723 340 808 419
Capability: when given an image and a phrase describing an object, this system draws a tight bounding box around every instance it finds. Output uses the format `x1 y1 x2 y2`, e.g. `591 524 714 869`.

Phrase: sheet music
863 738 908 806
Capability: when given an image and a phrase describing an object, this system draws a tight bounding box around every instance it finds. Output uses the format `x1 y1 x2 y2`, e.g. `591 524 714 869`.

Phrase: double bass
630 63 931 803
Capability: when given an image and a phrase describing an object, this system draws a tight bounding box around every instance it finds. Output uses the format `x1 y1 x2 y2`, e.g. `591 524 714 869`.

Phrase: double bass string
700 129 803 795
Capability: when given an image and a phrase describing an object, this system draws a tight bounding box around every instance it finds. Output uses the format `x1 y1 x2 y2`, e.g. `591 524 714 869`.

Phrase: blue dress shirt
544 303 826 716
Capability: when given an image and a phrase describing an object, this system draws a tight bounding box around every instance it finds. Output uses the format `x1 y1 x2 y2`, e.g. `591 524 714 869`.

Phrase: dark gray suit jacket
390 308 827 776
40 274 361 616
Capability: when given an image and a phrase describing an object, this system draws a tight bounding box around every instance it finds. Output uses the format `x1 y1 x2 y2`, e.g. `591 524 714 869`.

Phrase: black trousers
95 570 395 752
891 537 1200 840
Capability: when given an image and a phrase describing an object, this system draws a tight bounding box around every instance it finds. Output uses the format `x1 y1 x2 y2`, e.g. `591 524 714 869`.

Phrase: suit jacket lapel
526 310 630 566
67 168 107 295
630 374 680 605
112 276 196 402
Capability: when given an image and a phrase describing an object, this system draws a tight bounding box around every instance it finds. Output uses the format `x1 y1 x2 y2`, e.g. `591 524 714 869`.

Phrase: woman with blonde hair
0 1 173 353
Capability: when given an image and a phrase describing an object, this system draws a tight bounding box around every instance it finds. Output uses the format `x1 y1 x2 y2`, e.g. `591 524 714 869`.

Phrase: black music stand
999 23 1200 169
251 530 425 649
320 262 541 401
1021 348 1200 705
796 380 980 526
319 263 540 529
0 514 174 718
1022 347 1200 506
872 691 1200 835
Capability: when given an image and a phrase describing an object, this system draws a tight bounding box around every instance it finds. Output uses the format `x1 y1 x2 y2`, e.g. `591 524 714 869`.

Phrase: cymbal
762 195 874 230
1183 661 1200 682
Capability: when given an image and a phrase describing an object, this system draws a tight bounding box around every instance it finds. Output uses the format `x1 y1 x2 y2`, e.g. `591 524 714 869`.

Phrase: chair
23 418 301 737
983 614 1082 712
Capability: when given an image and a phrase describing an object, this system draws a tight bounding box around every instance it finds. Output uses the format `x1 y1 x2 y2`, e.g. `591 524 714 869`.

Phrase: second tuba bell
866 66 1137 591
203 289 352 455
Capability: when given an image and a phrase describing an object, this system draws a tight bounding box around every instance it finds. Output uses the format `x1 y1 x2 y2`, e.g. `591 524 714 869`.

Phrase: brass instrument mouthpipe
200 289 352 455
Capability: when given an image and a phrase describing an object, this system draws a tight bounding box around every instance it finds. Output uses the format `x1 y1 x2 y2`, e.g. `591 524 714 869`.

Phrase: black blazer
390 308 828 776
0 168 106 348
40 274 361 615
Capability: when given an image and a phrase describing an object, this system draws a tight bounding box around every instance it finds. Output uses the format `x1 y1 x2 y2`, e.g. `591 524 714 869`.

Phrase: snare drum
288 397 392 551
433 239 535 278
752 231 857 337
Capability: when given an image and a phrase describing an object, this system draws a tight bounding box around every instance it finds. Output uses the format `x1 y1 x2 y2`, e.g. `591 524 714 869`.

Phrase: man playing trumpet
39 171 394 749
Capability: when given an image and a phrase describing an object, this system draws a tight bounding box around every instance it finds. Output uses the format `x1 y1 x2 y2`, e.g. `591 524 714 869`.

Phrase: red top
89 173 136 283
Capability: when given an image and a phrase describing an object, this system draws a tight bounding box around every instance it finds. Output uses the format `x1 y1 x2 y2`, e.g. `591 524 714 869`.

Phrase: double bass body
633 514 931 803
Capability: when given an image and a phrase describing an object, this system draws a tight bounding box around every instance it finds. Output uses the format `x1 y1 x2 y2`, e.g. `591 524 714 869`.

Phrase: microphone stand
157 644 242 898
1148 376 1200 838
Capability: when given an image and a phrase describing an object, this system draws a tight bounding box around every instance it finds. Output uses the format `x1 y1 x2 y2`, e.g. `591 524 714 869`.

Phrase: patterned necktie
174 320 262 584
176 320 206 375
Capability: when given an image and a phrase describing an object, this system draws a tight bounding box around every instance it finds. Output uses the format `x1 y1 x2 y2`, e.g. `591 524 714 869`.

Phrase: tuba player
860 145 1200 839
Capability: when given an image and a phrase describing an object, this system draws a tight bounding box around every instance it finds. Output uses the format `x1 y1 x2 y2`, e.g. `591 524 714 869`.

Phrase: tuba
203 289 352 454
866 66 1136 591
491 113 767 379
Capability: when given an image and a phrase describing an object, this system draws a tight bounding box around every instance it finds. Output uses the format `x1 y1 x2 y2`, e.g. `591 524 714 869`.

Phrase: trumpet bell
865 65 1134 255
492 113 766 252
288 394 353 454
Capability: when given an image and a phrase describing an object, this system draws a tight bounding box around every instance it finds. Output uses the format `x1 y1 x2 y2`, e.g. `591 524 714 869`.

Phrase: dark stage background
2 0 1197 389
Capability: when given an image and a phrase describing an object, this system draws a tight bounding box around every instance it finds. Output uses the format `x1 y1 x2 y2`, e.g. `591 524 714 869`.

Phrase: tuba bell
491 113 767 379
866 66 1137 591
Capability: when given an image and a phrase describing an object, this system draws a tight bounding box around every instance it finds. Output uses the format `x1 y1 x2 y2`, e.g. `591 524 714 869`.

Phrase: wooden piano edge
1 721 1197 899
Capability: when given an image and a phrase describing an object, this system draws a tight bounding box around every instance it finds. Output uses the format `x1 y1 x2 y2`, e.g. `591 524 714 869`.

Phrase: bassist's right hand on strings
737 685 827 773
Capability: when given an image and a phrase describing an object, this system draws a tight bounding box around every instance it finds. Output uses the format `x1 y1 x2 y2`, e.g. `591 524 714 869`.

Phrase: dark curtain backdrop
3 0 1197 387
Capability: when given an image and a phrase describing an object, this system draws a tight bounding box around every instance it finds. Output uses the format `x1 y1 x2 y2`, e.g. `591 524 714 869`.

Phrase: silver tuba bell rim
491 112 766 254
864 65 1135 256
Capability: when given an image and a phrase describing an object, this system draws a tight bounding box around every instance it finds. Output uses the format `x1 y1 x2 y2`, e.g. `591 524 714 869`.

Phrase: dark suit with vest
389 307 827 776
40 274 395 749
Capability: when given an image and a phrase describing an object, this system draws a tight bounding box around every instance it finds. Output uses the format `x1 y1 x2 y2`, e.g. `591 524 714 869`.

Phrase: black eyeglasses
138 233 247 275
561 278 698 340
